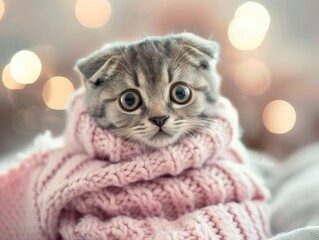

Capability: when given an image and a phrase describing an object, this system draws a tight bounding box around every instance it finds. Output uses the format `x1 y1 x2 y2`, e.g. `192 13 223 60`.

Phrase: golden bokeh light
228 18 265 51
263 100 296 134
75 0 111 28
235 59 270 96
235 2 270 30
0 0 4 21
10 50 42 84
42 76 75 110
228 2 270 51
2 64 25 90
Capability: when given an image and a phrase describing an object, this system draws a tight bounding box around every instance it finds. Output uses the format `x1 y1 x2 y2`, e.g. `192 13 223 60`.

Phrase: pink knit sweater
0 88 269 240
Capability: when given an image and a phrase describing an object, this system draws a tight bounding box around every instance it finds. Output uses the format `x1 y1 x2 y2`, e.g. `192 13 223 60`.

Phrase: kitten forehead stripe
163 40 172 57
128 46 138 65
167 67 173 83
132 71 140 87
138 50 163 85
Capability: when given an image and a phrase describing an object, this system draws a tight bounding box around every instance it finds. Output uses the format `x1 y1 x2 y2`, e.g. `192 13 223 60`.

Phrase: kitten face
76 33 221 148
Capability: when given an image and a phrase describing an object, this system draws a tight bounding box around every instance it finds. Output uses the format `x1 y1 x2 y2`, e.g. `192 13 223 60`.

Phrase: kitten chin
141 133 179 148
75 32 221 148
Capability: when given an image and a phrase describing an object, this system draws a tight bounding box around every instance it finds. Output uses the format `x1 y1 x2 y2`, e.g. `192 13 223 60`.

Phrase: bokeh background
1 0 319 160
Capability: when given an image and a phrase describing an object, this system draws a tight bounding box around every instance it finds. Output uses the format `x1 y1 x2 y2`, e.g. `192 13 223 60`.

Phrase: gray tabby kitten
75 33 221 148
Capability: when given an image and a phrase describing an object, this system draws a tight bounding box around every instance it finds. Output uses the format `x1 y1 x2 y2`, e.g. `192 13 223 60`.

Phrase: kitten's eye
119 90 141 111
170 83 192 104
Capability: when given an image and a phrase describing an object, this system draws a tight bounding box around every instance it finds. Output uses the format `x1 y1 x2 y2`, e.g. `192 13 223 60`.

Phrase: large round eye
119 90 142 111
170 83 192 104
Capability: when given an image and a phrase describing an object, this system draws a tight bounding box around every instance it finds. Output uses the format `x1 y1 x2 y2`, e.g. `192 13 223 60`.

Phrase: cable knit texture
0 88 270 240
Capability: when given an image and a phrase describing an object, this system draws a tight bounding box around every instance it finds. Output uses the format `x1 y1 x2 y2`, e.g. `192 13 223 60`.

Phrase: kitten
75 33 221 148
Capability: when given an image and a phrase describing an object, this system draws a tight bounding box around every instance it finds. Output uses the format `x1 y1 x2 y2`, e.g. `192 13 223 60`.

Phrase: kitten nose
149 116 169 127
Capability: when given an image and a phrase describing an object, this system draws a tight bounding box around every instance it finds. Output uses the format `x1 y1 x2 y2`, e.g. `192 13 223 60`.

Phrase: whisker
171 36 185 68
111 124 155 149
184 43 214 59
173 47 199 69
118 46 132 72
109 59 132 76
172 42 213 71
174 57 208 72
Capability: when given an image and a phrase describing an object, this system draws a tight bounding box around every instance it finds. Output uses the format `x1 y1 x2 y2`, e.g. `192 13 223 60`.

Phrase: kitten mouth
150 129 172 140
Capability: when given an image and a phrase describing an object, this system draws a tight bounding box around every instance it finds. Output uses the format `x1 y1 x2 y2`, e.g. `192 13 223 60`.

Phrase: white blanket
250 143 319 239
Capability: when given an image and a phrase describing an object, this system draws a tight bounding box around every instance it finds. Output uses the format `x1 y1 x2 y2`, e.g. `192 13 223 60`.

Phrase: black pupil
175 86 186 100
124 93 136 107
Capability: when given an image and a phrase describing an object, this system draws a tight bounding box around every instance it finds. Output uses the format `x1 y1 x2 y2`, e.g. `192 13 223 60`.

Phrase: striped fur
75 32 221 148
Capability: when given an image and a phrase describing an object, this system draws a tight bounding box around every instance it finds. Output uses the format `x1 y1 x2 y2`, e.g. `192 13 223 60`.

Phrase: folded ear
74 44 118 86
173 32 220 62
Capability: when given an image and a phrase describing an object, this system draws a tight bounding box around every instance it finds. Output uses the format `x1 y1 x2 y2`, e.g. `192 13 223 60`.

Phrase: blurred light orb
235 59 270 96
10 50 42 84
75 0 111 28
0 0 4 21
228 2 270 51
235 2 270 30
228 17 265 51
2 64 25 90
42 76 75 110
263 100 296 134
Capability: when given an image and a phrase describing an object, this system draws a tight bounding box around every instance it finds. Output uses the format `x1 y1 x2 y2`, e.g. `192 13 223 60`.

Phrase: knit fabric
0 88 270 240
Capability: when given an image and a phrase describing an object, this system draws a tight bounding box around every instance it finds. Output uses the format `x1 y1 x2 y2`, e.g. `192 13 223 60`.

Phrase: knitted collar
63 88 236 168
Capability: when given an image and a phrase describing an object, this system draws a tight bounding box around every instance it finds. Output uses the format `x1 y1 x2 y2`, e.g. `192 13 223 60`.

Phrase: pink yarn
0 88 270 240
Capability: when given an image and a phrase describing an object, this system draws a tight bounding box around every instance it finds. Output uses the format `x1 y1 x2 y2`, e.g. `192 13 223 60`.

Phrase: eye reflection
119 90 141 111
170 83 192 104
